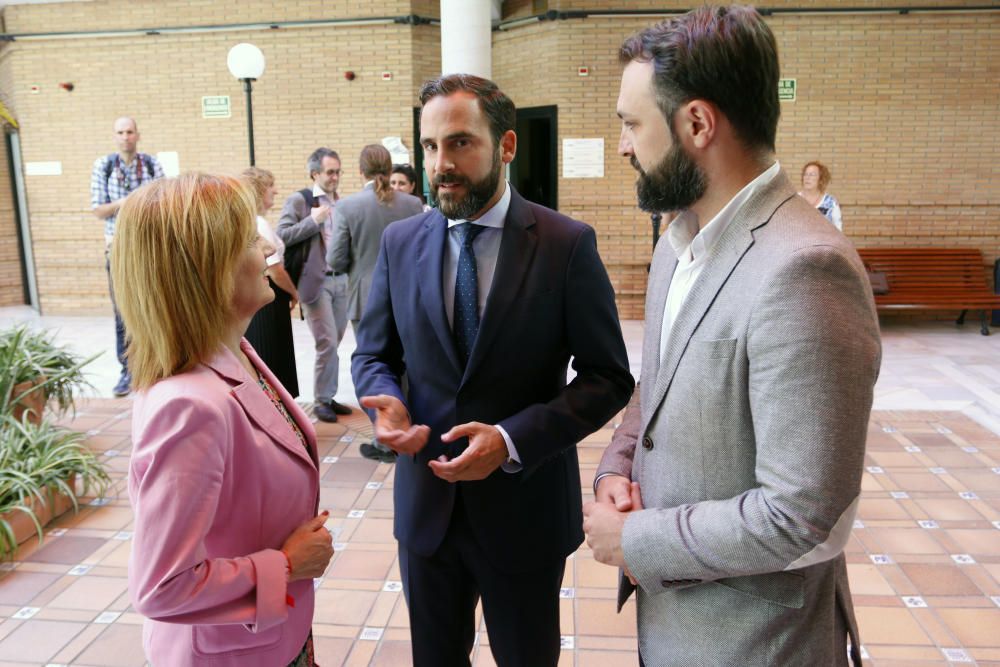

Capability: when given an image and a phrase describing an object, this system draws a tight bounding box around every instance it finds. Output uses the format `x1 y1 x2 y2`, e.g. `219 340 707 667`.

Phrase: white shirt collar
363 179 375 189
447 180 511 230
312 183 338 201
668 161 780 262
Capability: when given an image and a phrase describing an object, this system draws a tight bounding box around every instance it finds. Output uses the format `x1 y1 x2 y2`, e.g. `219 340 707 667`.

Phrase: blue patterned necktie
453 223 485 366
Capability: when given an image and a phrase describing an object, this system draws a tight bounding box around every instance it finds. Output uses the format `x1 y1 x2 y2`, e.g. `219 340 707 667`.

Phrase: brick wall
0 1 996 319
496 9 1000 318
0 124 24 307
0 40 25 307
2 2 434 314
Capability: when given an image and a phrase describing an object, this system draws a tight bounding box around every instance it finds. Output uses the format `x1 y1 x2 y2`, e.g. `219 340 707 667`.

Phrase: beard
432 149 503 220
633 139 707 213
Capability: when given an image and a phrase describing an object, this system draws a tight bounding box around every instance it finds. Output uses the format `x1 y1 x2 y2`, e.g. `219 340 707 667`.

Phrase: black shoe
313 402 338 423
112 371 131 397
328 399 353 416
360 442 396 463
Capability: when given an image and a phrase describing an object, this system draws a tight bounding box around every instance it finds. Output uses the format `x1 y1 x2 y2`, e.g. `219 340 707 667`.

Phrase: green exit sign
778 79 796 102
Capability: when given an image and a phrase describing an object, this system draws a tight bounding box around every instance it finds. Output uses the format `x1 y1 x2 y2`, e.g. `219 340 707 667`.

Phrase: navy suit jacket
352 188 634 574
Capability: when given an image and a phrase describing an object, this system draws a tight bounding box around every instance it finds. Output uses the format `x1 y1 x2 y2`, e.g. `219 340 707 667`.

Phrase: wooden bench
856 248 1000 335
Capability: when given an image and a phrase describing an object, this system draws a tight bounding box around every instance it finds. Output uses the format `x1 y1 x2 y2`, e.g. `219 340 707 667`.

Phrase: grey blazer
326 185 423 321
597 170 881 666
275 190 330 305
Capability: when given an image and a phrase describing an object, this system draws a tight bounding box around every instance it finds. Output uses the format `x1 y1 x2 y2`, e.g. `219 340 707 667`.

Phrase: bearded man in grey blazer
583 6 881 666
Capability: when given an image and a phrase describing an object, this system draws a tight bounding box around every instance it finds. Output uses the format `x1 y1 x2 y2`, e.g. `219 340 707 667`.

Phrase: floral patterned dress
255 370 318 667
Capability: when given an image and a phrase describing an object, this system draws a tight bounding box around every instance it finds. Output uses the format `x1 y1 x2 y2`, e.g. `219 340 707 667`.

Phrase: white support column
440 0 492 78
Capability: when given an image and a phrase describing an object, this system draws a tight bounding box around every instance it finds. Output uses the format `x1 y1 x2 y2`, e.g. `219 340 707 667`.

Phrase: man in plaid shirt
90 117 164 396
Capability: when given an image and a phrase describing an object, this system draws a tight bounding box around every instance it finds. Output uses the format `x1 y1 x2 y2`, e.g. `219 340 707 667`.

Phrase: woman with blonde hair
113 172 333 666
799 160 843 231
241 167 300 396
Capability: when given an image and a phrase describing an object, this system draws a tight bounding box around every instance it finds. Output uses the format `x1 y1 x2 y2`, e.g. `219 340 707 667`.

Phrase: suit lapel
463 189 538 384
415 210 463 374
641 171 797 436
207 344 317 470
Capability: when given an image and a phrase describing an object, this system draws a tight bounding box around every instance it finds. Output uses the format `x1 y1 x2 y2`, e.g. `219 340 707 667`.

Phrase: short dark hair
307 147 340 178
391 163 419 185
418 74 516 148
619 5 780 152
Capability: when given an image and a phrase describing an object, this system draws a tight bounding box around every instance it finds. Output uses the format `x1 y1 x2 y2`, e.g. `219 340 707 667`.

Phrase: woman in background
241 167 300 396
390 163 431 211
113 173 333 666
799 160 843 231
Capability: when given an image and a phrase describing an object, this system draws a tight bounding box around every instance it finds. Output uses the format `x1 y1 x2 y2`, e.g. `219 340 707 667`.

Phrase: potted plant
0 413 112 558
0 325 97 423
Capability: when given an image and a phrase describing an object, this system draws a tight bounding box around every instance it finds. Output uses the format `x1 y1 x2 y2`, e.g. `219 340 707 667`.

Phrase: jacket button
642 436 654 451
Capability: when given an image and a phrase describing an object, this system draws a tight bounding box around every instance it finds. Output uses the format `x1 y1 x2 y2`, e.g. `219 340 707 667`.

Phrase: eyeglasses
323 169 341 176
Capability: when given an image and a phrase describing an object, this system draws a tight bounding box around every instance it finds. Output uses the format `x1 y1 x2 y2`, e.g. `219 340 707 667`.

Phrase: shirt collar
312 183 338 201
363 180 375 189
667 161 780 262
447 180 511 230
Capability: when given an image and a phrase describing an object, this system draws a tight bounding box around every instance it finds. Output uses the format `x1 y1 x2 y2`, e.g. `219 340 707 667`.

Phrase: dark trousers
398 491 565 667
105 252 127 373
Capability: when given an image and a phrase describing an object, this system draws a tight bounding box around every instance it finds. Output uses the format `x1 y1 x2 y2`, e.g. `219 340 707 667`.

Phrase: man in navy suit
352 74 634 666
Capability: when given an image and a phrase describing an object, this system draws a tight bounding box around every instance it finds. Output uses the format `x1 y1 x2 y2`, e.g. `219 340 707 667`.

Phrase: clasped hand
583 476 643 583
359 395 508 481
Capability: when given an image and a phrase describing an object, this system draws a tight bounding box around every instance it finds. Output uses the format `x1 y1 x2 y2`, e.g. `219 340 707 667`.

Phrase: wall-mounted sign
778 79 796 102
202 96 231 118
157 151 180 177
25 161 62 176
562 138 604 178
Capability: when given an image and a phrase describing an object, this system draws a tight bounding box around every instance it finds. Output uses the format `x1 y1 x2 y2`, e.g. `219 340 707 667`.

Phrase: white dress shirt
311 183 338 251
658 161 781 361
442 182 521 471
592 162 781 492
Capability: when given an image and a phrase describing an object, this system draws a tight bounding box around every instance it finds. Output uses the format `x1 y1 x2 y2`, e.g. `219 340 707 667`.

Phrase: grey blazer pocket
713 570 805 609
690 337 738 360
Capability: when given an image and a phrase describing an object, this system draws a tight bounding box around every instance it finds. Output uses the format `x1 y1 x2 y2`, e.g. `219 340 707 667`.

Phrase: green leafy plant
0 413 112 558
0 325 98 419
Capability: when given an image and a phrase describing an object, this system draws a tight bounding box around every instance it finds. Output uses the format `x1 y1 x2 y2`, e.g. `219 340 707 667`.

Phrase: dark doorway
510 105 557 210
412 107 431 204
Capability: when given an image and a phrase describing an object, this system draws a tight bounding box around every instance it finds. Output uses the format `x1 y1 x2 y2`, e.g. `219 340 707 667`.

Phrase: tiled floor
1 311 999 665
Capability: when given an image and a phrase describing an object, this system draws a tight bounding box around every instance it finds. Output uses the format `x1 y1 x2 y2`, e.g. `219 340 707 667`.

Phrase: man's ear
675 99 717 150
500 130 517 165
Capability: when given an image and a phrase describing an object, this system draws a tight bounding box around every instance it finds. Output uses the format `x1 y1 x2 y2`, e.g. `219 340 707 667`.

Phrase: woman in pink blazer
111 173 334 666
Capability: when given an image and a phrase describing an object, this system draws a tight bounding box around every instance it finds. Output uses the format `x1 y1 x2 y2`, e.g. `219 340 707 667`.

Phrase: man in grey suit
328 144 423 461
328 144 424 333
583 6 881 665
276 147 352 423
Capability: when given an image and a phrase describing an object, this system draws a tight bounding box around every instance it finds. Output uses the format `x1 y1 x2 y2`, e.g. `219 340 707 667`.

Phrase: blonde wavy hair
110 172 257 390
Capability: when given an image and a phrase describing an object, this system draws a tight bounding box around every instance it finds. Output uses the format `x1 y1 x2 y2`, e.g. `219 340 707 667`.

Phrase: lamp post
226 43 265 166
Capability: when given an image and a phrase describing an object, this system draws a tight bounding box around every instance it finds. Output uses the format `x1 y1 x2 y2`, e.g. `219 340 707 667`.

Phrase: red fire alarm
381 71 393 81
578 66 590 77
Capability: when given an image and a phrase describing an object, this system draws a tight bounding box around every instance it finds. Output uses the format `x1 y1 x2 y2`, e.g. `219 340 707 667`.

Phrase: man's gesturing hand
359 395 430 455
429 422 508 482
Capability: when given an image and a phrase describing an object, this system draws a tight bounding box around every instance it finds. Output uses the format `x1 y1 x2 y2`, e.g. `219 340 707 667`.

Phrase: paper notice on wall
157 151 180 177
562 138 604 178
24 161 62 176
382 136 410 165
